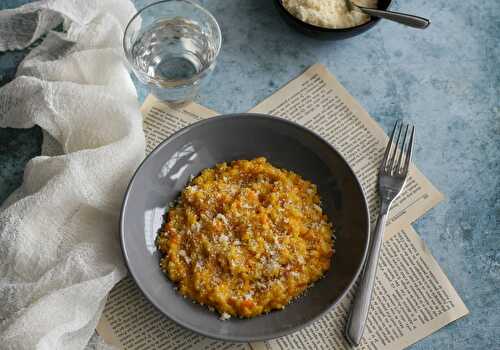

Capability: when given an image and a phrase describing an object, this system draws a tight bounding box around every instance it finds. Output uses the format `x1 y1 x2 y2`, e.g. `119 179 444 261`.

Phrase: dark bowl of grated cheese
274 0 393 40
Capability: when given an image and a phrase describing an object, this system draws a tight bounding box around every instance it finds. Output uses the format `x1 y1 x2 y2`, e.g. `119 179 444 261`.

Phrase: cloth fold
0 1 145 349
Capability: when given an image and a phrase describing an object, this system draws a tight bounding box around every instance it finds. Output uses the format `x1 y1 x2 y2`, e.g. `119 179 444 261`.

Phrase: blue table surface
0 0 498 348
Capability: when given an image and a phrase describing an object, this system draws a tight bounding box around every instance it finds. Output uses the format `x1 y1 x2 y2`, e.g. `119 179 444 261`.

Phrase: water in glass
124 1 221 103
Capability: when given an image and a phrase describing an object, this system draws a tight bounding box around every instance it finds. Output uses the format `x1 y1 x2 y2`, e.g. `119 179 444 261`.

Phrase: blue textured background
0 0 498 348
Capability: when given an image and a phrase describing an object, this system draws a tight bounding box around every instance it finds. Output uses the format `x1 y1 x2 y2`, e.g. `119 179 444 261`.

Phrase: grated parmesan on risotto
156 158 334 318
282 0 378 29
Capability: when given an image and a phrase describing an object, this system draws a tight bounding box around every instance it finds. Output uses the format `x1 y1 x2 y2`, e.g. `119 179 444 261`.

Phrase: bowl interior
121 114 370 342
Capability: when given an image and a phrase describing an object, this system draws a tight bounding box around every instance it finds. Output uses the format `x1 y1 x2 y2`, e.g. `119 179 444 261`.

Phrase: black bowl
274 0 392 40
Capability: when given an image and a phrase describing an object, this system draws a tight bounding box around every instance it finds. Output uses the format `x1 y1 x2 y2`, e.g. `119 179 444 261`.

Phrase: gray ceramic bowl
121 113 370 342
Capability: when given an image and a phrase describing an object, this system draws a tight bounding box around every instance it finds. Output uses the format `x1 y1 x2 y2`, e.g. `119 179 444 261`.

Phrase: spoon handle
358 7 430 29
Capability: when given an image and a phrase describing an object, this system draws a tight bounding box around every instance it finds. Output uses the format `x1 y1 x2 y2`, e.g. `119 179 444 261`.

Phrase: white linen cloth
0 1 146 349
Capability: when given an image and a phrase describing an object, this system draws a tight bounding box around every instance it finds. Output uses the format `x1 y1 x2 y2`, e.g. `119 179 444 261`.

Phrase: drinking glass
123 0 222 104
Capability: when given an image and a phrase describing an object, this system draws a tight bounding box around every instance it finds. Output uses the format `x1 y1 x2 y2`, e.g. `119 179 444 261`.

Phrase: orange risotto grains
156 157 333 318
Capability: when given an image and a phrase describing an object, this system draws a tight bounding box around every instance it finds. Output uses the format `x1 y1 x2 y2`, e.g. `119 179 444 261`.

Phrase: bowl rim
120 113 371 342
274 0 392 33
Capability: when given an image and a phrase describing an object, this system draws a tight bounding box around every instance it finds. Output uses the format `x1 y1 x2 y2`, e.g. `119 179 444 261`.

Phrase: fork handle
345 206 388 346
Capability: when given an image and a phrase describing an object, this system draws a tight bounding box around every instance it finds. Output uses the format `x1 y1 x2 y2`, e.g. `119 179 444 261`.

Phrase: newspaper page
97 225 468 350
262 224 468 350
96 99 258 350
97 66 466 349
97 223 468 350
249 64 443 227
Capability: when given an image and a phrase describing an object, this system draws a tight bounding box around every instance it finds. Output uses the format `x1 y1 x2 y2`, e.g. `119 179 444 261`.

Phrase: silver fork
345 120 415 346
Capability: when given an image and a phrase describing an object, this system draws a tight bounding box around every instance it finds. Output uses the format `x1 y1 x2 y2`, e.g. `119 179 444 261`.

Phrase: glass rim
123 0 222 86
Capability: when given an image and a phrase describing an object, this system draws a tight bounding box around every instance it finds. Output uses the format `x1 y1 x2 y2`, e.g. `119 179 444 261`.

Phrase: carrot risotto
156 157 334 319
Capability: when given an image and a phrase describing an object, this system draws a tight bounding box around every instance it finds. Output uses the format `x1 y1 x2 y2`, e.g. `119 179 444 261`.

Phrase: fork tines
380 120 415 176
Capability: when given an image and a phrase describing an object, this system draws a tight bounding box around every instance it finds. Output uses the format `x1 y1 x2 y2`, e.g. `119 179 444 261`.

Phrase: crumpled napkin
0 1 146 349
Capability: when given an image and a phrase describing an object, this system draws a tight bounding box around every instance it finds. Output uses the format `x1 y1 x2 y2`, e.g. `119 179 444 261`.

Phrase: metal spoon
345 0 430 29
